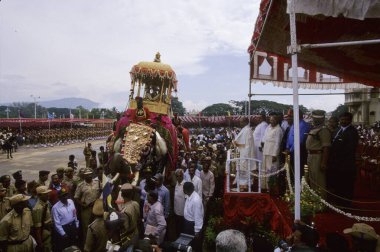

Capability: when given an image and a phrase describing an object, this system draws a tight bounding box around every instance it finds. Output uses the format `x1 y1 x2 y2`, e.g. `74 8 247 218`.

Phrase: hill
39 98 99 110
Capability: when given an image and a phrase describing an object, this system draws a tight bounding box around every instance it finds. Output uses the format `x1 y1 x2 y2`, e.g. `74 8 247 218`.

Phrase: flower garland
251 165 287 178
285 162 293 194
302 178 380 222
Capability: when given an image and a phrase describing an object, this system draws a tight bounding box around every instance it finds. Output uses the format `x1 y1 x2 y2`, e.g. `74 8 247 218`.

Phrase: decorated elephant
106 53 179 188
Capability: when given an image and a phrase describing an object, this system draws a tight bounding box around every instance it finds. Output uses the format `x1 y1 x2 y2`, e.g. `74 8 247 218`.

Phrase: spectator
144 191 166 246
186 162 202 197
154 173 170 220
183 181 204 252
261 115 283 193
343 223 379 252
52 188 79 251
216 229 247 252
327 112 359 207
200 156 215 208
283 221 320 252
174 169 186 238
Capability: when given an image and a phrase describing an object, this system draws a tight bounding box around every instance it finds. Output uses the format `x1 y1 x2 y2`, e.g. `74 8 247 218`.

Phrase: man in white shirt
261 115 283 191
200 157 215 208
253 113 268 169
234 118 255 190
52 188 79 251
183 182 204 252
186 162 202 197
174 169 186 238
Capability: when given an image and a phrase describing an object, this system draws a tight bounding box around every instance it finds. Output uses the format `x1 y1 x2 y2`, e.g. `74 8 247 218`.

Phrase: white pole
289 0 301 220
18 110 22 133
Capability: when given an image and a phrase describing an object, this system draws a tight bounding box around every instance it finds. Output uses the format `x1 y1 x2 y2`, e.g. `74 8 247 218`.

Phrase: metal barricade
225 148 262 193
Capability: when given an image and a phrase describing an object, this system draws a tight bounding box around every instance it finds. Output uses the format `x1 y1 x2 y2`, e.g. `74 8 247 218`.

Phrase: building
344 88 380 126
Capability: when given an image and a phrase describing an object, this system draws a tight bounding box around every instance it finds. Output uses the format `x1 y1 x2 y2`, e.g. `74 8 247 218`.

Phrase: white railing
225 149 263 193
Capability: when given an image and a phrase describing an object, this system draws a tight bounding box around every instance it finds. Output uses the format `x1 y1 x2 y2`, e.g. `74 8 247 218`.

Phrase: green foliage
331 104 348 118
286 187 325 221
171 97 186 115
229 100 308 115
201 103 233 116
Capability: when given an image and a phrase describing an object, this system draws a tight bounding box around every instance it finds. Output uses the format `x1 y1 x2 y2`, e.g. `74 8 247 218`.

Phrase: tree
201 103 233 116
331 104 348 118
171 97 186 115
229 100 308 115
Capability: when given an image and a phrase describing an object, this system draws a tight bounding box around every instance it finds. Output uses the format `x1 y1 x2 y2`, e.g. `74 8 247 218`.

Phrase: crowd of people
233 110 380 208
0 112 379 252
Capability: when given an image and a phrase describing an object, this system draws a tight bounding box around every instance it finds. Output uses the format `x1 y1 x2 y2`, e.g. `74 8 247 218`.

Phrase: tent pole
301 39 380 49
289 0 301 220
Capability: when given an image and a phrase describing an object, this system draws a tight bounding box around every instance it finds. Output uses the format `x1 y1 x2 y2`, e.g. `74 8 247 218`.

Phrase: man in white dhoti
253 113 268 170
261 115 283 192
233 118 254 190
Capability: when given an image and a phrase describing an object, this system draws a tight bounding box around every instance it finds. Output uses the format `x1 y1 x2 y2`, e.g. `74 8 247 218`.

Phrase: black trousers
183 219 202 252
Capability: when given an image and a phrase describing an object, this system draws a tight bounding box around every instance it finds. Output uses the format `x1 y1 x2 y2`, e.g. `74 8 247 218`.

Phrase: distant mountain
39 98 99 110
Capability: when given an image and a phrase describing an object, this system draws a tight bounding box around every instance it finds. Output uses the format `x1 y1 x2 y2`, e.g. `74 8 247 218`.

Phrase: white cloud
0 0 259 107
183 100 210 112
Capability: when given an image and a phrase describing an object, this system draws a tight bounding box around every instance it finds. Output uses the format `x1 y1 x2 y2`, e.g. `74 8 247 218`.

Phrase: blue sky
0 0 344 113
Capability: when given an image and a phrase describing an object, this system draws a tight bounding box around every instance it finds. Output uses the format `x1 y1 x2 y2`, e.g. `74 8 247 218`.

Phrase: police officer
32 186 52 252
0 175 16 198
84 199 108 252
0 194 34 252
0 183 11 220
74 168 101 241
37 171 50 187
306 110 331 199
120 183 140 250
83 143 93 168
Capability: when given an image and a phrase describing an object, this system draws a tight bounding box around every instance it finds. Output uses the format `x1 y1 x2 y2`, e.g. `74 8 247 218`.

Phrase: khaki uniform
0 209 34 252
121 200 140 247
306 126 331 198
32 199 52 252
74 180 100 239
0 198 11 220
84 218 108 252
83 147 92 168
36 180 49 187
6 185 16 198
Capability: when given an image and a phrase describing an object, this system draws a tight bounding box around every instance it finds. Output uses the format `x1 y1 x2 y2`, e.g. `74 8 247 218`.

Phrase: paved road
0 139 107 181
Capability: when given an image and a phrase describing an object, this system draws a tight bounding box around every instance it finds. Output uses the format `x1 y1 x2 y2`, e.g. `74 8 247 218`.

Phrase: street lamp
101 111 105 128
30 95 40 119
5 107 10 119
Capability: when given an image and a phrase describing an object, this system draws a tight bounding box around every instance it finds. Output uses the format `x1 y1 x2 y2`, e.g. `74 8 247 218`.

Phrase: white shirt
253 121 268 147
200 170 215 198
187 175 202 197
235 124 255 173
174 180 186 216
262 124 283 156
184 169 200 181
52 199 79 236
184 191 204 233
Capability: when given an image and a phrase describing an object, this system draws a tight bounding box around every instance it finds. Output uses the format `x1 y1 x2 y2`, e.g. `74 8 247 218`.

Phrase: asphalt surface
0 139 107 181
